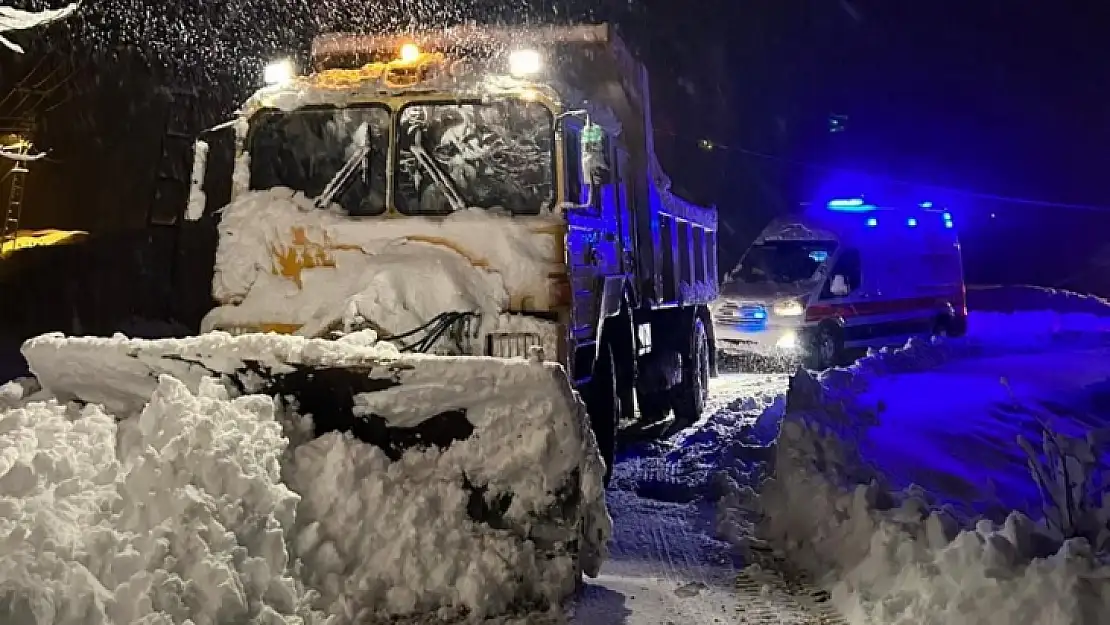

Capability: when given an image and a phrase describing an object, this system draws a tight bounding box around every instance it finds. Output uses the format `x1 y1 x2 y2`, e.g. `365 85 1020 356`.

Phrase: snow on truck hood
204 188 562 337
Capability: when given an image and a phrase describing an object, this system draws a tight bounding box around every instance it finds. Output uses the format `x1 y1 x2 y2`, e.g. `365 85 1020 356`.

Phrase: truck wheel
806 326 840 371
671 317 709 428
585 343 619 486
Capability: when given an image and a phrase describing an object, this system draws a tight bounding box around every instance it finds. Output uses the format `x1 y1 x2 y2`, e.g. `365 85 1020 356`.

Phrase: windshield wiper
315 123 372 210
314 145 371 210
408 127 467 212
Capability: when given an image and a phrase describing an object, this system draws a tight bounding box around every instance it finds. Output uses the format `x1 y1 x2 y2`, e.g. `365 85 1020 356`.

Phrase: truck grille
715 302 768 330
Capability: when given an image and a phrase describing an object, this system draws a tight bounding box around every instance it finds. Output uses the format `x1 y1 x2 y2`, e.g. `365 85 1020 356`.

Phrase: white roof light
508 49 542 76
263 58 295 85
399 43 421 63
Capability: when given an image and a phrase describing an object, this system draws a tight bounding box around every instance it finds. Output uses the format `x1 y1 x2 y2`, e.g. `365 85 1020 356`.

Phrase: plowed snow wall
21 332 611 620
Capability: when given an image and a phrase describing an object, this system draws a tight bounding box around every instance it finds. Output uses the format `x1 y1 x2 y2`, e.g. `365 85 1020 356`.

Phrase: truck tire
637 388 670 424
671 317 709 428
585 343 619 486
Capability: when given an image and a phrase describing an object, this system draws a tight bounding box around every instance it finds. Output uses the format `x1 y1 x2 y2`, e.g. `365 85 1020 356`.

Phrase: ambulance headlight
771 298 805 316
776 331 799 349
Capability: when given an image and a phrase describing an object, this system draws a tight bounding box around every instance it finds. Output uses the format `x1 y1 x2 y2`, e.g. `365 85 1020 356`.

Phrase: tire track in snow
579 373 846 624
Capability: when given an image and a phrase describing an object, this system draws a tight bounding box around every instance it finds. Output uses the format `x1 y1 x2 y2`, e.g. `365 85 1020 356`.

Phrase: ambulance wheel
951 315 968 338
931 318 950 340
806 326 841 371
672 318 710 428
585 343 619 486
935 313 967 338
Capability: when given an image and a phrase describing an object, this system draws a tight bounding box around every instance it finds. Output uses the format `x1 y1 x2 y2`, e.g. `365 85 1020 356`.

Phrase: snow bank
965 286 1110 349
737 337 1110 625
18 331 611 621
969 310 1110 348
203 188 561 342
0 376 327 624
968 285 1110 316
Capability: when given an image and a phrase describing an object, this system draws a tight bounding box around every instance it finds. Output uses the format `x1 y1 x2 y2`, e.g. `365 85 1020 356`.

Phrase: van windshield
732 240 838 284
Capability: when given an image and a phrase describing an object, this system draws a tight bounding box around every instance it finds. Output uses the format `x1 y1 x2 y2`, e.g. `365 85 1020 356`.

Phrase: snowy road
570 373 825 624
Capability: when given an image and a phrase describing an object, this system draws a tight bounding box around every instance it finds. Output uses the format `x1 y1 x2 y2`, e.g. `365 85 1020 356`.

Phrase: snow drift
968 285 1110 317
0 376 327 625
741 336 1110 625
12 331 611 622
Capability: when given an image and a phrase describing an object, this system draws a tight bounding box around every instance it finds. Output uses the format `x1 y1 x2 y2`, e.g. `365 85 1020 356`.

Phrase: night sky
2 0 1109 298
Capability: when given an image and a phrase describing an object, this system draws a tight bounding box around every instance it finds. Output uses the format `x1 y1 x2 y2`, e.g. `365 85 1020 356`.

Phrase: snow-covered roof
240 55 622 137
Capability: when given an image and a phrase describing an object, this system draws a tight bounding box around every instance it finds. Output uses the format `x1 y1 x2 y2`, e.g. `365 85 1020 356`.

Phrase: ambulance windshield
733 240 838 284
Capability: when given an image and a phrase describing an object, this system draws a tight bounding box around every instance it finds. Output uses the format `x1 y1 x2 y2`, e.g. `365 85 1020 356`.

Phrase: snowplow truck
186 23 721 473
16 24 718 619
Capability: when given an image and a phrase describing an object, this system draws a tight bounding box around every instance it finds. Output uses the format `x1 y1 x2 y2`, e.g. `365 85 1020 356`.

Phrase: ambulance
712 198 967 369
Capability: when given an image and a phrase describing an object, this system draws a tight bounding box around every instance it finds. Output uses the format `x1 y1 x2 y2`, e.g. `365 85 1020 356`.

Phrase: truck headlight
508 49 542 75
263 58 295 85
487 332 543 359
771 298 805 316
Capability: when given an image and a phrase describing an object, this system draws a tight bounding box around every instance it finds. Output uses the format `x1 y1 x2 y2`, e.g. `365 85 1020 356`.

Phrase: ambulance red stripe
805 291 965 322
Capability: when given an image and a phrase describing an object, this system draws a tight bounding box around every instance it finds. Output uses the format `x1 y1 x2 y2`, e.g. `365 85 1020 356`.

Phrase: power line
658 130 1110 213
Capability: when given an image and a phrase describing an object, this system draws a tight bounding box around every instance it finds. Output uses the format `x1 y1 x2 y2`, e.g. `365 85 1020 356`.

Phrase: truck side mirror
830 274 850 296
185 140 209 221
580 122 611 186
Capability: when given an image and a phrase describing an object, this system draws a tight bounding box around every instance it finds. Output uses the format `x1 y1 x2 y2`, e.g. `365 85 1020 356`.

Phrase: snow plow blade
21 331 611 619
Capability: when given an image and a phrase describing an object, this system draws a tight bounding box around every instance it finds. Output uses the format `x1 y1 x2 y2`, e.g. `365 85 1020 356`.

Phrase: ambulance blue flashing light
907 218 917 227
944 220 954 229
866 217 878 227
920 201 933 208
827 198 877 212
942 212 952 221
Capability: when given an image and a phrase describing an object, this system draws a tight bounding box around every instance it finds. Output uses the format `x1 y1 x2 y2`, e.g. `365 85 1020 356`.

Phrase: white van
712 198 967 369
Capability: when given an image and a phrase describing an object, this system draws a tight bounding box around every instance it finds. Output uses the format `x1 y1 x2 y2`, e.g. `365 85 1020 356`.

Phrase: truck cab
714 198 967 370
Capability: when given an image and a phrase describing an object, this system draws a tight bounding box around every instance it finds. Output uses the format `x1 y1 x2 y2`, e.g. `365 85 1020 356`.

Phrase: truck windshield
247 105 391 216
394 99 554 215
732 240 838 284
